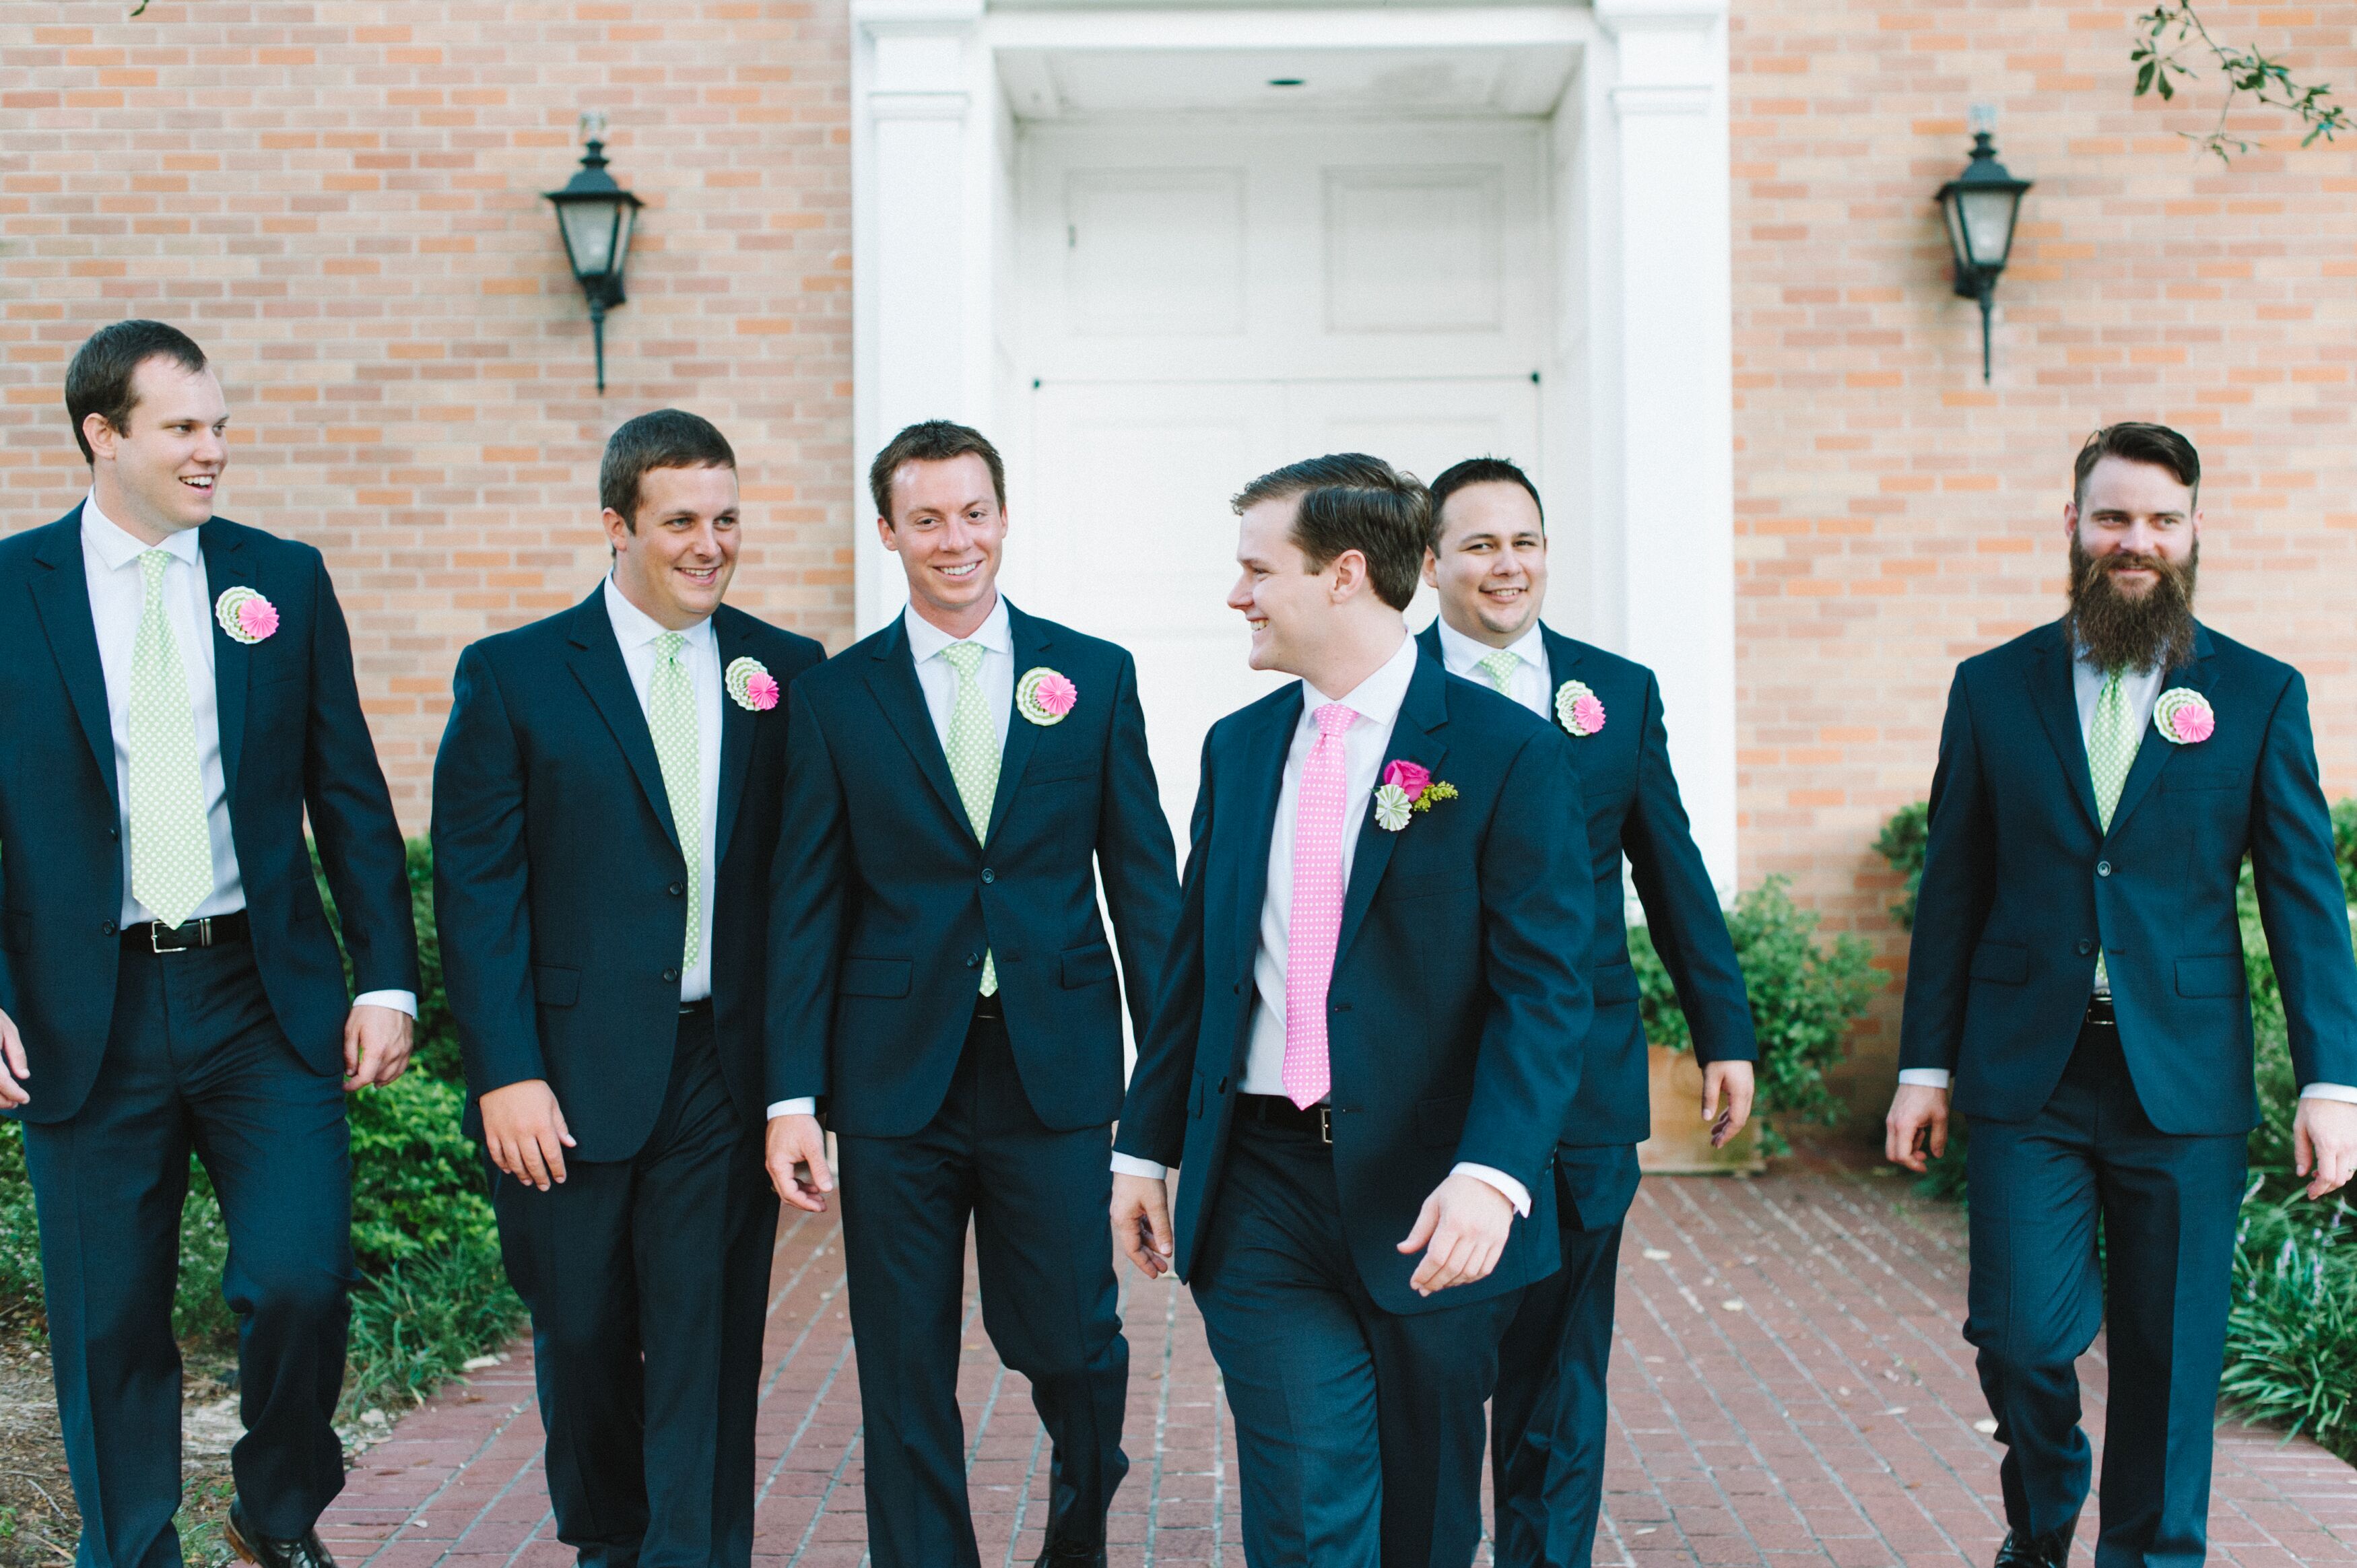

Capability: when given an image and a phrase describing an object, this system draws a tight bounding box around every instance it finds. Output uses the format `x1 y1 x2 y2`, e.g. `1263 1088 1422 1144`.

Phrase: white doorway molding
849 0 1739 891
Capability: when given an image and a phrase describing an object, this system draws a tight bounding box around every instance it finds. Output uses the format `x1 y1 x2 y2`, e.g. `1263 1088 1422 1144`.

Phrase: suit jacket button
965 952 981 968
100 920 118 936
2096 860 2113 877
668 882 685 897
663 967 680 984
2077 939 2095 956
981 868 995 884
107 827 120 840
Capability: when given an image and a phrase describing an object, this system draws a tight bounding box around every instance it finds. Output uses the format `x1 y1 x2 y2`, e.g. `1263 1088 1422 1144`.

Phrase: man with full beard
1886 422 2357 1568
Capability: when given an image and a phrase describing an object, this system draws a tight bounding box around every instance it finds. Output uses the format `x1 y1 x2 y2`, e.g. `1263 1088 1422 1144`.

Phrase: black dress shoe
1033 1539 1107 1568
1993 1519 2076 1568
224 1500 338 1568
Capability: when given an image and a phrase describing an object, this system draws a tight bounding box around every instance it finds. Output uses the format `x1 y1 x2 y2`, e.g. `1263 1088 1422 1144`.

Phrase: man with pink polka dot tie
1111 453 1597 1568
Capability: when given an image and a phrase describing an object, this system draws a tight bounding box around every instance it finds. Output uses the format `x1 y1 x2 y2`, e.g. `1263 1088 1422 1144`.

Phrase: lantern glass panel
1958 185 2019 270
560 199 622 278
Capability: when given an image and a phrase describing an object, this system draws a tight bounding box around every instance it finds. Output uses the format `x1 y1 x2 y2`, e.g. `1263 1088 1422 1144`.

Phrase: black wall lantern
1937 107 2033 383
544 113 643 394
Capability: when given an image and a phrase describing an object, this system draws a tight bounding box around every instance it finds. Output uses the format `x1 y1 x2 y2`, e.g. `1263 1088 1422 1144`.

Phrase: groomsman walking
1416 456 1757 1568
1888 423 2357 1568
1111 454 1595 1568
0 321 420 1568
432 411 822 1568
764 421 1178 1568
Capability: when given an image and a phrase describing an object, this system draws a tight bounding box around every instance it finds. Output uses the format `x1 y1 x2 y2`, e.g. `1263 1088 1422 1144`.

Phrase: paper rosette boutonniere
2153 686 2216 745
1554 679 1605 738
1016 666 1079 726
214 586 279 645
725 656 780 712
1372 758 1460 833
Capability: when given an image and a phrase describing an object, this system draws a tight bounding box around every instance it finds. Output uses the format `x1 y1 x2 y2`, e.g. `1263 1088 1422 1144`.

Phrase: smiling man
1888 423 2357 1568
764 421 1178 1568
0 320 418 1568
432 410 822 1568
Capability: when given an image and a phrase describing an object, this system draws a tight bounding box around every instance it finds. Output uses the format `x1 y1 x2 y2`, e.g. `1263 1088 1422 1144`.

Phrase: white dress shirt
1898 644 2353 1103
1111 632 1531 1215
81 496 414 1018
767 595 1015 1121
602 576 723 1006
1435 617 1552 719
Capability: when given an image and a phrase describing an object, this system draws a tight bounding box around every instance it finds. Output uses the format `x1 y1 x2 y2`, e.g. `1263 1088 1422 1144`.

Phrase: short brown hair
2073 422 2200 507
869 420 1006 524
1232 454 1429 612
1427 456 1544 552
65 320 209 464
599 409 737 528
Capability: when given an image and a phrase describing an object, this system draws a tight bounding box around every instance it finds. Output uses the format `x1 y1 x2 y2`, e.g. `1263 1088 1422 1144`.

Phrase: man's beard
2065 536 2199 673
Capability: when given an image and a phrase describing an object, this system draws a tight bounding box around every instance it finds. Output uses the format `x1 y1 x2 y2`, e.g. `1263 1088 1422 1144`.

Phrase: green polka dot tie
2086 666 2139 991
127 549 214 930
648 632 701 970
1477 648 1519 695
941 640 1000 996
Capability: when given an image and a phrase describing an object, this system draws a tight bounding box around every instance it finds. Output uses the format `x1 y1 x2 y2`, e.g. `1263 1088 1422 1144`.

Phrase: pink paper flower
725 656 779 712
213 586 279 645
1034 671 1077 718
1382 758 1432 803
1017 667 1078 726
745 672 779 710
238 596 278 640
1572 694 1605 732
1554 679 1606 738
2154 687 2215 745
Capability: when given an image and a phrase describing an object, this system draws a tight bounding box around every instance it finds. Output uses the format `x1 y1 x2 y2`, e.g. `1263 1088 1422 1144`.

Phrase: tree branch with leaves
2133 3 2349 162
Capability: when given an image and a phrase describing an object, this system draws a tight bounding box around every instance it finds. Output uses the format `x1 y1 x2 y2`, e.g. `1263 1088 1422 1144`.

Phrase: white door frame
849 0 1739 892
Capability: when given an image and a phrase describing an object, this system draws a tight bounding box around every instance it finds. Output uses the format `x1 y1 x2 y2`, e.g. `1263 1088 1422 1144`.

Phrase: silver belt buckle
151 916 209 954
1318 1105 1332 1147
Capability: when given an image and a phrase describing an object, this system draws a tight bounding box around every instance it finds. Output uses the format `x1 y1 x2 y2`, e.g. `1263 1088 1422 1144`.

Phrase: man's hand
1884 1082 1951 1174
1112 1172 1174 1280
765 1113 834 1213
1397 1173 1515 1296
480 1079 575 1191
2293 1096 2357 1200
0 1009 27 1110
1703 1060 1756 1149
342 1003 414 1091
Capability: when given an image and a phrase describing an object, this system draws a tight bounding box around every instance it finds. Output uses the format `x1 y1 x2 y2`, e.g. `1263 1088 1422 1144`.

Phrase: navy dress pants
833 1000 1129 1568
1965 1013 2247 1568
1490 1145 1641 1568
20 935 356 1568
1191 1115 1525 1568
491 1007 778 1568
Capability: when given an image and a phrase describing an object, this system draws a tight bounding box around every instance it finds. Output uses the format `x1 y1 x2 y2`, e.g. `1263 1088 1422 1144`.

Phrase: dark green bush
348 1068 496 1273
340 1239 524 1422
1873 801 1929 930
2221 1190 2357 1459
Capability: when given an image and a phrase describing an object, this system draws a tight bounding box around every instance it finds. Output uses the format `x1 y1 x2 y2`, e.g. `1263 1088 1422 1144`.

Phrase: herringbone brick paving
317 1168 2357 1567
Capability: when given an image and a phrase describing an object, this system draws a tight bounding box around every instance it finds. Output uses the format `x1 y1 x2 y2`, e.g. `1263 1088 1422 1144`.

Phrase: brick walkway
317 1169 2357 1567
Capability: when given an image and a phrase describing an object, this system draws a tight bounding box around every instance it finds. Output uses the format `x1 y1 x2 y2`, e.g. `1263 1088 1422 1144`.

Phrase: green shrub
348 1068 496 1272
1873 801 1929 930
339 1238 525 1423
1630 875 1881 1155
2220 1190 2357 1460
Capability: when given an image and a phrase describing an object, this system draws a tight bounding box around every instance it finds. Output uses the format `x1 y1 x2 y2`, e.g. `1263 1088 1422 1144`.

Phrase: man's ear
1327 549 1369 603
2061 500 2081 545
83 413 119 465
874 514 900 553
1420 548 1438 589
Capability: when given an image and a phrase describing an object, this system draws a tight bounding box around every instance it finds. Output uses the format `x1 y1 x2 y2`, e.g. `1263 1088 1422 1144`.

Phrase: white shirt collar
82 491 201 573
601 574 712 649
902 592 1013 664
1302 628 1419 728
1435 615 1546 675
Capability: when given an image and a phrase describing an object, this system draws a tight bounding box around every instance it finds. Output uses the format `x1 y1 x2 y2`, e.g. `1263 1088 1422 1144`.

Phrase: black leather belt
124 910 248 953
1237 1093 1332 1145
973 990 1005 1021
679 997 712 1017
2085 993 2117 1028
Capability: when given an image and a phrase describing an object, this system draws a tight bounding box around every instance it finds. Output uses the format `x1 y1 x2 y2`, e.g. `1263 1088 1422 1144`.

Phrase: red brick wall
0 1 855 820
1729 1 2357 1103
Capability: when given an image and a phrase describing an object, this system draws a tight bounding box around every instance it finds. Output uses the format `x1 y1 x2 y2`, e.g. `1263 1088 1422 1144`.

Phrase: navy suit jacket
765 601 1180 1138
431 590 823 1161
1418 622 1755 1150
0 506 418 1123
1115 652 1597 1316
1900 619 2357 1134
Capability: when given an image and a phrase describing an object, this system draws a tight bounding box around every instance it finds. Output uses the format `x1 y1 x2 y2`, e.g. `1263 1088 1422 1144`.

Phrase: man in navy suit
1110 453 1595 1568
763 421 1179 1568
1888 423 2357 1568
1416 456 1758 1568
0 321 419 1568
432 411 823 1568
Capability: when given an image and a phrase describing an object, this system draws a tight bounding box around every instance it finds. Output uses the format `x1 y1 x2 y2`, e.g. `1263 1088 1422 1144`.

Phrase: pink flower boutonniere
1017 666 1078 726
214 586 279 645
1554 679 1605 738
725 656 780 712
1372 758 1460 832
2154 687 2215 745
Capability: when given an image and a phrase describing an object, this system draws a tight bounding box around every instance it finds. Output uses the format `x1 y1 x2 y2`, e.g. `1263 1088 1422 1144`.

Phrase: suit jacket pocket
840 957 913 998
1061 943 1116 989
1592 959 1639 1005
2175 953 2247 998
534 964 581 1008
1416 1091 1471 1149
1969 941 2029 985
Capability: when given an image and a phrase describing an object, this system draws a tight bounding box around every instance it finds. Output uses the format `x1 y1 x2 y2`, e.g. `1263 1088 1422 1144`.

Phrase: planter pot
1638 1042 1764 1175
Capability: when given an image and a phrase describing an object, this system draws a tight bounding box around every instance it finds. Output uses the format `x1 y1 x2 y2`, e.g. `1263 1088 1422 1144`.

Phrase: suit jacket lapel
27 510 119 804
1541 625 1584 705
863 616 970 836
1228 687 1302 988
565 594 682 849
982 603 1049 848
1333 656 1451 965
2026 623 2102 835
197 523 253 809
710 608 757 868
2104 625 2216 841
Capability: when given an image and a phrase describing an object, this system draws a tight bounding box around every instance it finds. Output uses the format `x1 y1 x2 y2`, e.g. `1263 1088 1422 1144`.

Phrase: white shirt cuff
1897 1069 1951 1089
2301 1083 2357 1104
1110 1153 1168 1181
1451 1162 1531 1218
767 1097 818 1120
352 990 417 1019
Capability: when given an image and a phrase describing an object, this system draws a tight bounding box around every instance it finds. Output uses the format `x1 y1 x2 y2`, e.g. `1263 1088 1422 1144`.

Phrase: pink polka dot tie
1284 702 1356 1110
